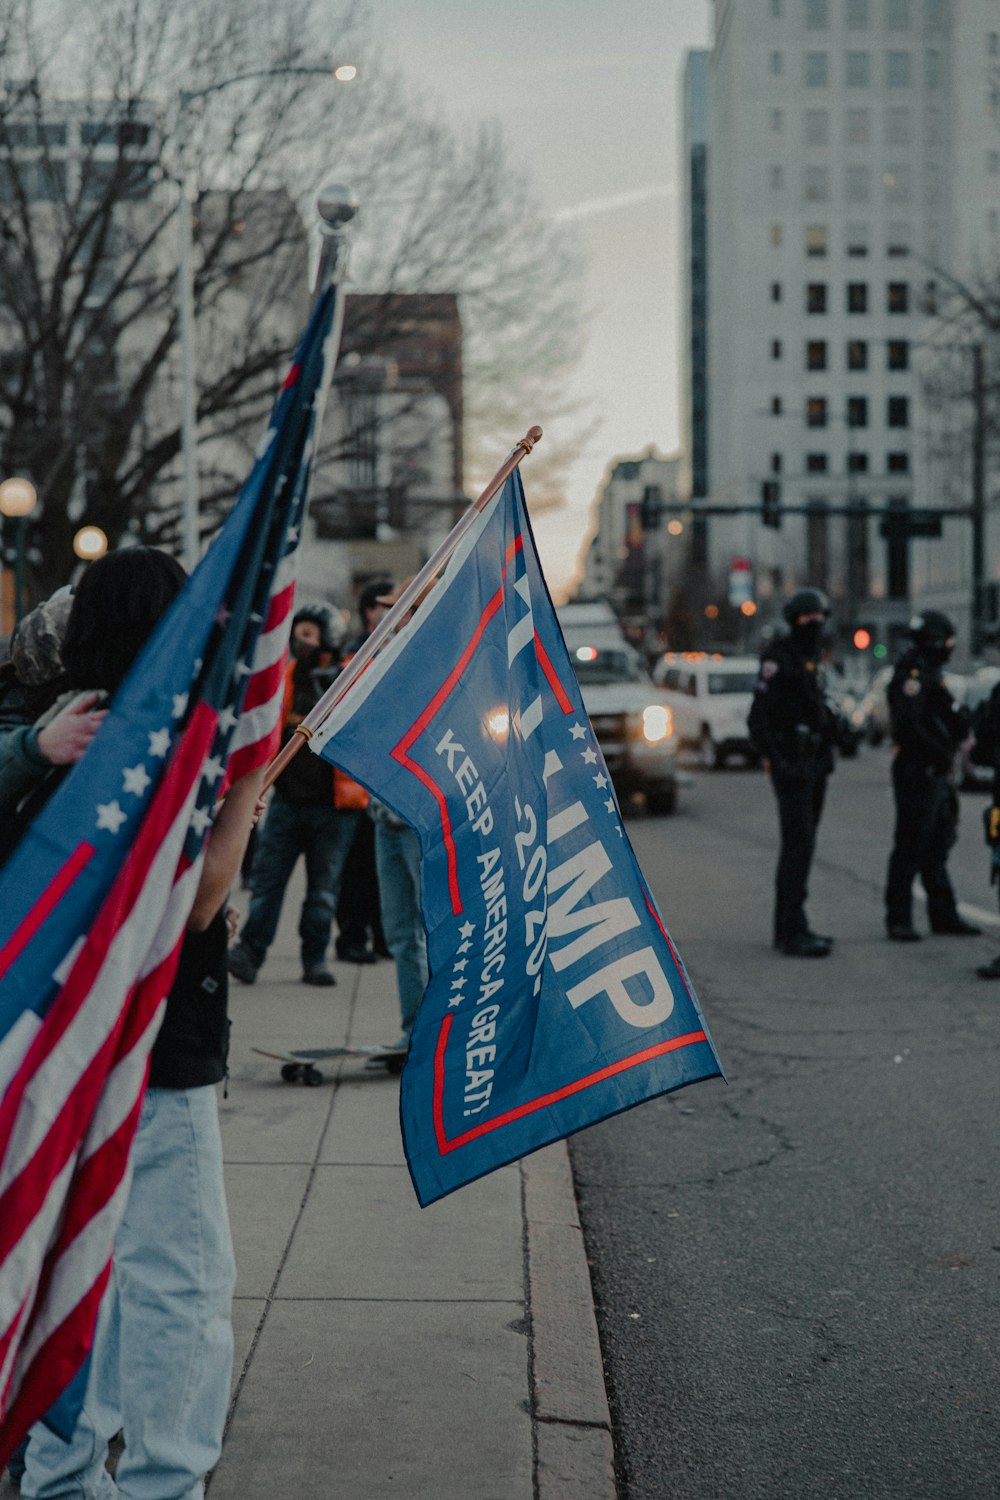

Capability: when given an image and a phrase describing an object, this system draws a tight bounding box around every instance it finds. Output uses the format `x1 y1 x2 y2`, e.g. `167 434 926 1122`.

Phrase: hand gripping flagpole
262 423 543 792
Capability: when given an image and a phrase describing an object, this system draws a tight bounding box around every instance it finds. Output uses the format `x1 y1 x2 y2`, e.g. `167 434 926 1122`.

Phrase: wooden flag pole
262 423 543 792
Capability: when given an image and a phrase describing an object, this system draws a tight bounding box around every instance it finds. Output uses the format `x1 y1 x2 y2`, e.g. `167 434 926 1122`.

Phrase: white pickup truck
651 652 761 769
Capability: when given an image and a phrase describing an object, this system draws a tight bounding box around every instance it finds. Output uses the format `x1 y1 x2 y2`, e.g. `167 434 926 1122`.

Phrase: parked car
567 641 679 814
651 652 760 768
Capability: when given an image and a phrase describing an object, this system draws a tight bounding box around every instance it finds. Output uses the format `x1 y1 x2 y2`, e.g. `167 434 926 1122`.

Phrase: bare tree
0 0 584 603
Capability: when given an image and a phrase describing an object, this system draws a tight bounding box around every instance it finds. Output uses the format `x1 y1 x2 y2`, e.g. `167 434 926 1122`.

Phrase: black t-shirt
148 908 230 1089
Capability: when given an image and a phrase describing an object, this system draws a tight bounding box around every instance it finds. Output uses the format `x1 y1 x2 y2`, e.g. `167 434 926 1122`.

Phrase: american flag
0 285 340 1461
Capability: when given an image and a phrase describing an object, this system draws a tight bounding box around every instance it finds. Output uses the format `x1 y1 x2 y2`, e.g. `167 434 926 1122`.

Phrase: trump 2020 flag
0 285 339 1461
311 468 723 1206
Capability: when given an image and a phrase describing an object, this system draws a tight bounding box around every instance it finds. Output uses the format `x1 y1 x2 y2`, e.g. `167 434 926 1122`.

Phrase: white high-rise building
702 0 1000 652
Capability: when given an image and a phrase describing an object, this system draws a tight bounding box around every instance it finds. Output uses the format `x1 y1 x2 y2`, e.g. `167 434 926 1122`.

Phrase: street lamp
176 62 358 570
73 524 109 561
0 476 38 624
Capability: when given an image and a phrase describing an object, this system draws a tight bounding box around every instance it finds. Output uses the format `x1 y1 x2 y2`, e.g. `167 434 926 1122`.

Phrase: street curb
522 1144 617 1500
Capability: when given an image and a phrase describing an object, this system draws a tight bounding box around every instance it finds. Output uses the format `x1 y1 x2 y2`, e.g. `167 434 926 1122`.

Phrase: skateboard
251 1045 408 1085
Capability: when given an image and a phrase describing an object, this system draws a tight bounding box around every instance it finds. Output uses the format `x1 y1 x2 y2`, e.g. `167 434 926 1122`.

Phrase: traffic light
761 479 781 529
853 626 872 651
640 484 663 531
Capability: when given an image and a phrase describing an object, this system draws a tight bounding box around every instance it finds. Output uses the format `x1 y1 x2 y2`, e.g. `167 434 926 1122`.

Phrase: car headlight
642 704 672 743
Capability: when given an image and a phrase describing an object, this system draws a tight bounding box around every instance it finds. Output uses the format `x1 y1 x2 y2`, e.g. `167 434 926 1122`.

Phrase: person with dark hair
228 602 360 986
748 587 843 957
334 578 395 964
884 610 978 942
17 546 265 1500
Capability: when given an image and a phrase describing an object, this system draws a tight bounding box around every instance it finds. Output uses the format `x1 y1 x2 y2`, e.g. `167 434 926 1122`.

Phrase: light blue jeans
22 1086 236 1500
374 821 428 1042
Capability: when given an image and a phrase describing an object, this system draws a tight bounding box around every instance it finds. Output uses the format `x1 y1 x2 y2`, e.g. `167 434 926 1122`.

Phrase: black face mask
792 620 825 656
291 639 322 669
921 639 952 667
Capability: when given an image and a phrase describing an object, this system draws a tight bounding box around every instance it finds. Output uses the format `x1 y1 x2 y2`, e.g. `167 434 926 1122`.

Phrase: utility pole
971 340 986 657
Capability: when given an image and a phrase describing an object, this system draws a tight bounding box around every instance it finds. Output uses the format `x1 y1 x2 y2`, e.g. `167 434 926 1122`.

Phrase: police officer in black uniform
748 587 841 957
884 609 978 941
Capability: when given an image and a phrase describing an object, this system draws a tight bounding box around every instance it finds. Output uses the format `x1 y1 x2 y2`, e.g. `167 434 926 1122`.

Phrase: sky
362 0 712 599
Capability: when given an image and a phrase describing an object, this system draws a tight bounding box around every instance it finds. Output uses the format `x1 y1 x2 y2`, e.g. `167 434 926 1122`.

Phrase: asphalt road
571 747 1000 1500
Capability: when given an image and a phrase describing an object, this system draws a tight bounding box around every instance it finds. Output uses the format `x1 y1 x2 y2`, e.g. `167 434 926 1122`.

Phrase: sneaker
929 917 981 936
887 923 921 942
227 942 259 984
302 966 337 987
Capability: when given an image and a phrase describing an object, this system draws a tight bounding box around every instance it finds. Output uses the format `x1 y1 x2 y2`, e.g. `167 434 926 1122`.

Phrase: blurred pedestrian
370 797 428 1050
334 578 395 964
748 588 841 957
884 610 978 942
227 603 361 986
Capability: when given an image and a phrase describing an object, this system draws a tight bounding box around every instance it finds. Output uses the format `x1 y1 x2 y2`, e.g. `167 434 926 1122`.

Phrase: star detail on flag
593 772 608 788
450 975 467 991
459 920 476 939
218 706 239 733
605 798 616 814
582 747 598 765
448 994 463 1009
570 723 587 741
453 956 468 972
171 693 188 720
148 728 171 758
95 800 127 834
122 763 151 797
202 756 224 784
190 805 213 837
457 940 471 955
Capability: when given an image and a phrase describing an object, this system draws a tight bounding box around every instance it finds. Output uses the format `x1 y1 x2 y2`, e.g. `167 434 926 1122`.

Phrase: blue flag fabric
311 469 723 1206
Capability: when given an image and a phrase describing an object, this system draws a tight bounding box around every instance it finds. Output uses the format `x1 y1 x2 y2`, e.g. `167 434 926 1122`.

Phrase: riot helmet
291 602 344 662
782 588 831 626
908 609 955 666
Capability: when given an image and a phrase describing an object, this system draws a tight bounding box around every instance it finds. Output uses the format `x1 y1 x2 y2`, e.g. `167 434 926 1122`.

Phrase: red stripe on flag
226 718 280 785
240 654 285 713
533 631 574 714
264 580 296 633
643 894 697 1003
281 361 302 391
0 844 95 983
432 1024 710 1154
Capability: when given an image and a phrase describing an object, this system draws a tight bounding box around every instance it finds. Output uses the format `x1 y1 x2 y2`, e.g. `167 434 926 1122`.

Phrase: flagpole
262 423 543 792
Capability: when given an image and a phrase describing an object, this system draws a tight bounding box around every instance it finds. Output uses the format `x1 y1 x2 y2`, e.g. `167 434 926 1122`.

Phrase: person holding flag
14 548 265 1500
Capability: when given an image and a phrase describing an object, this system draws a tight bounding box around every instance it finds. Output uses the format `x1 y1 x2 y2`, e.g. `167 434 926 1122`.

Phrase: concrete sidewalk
204 881 616 1499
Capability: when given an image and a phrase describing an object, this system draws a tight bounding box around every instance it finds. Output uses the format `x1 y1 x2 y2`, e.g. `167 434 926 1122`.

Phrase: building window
807 340 828 369
771 281 783 302
846 222 869 256
886 0 910 27
771 395 784 414
847 452 869 473
846 164 870 202
886 51 911 87
806 453 829 472
989 32 999 56
847 396 869 428
885 106 912 145
807 282 828 312
845 107 870 144
887 339 909 369
770 164 785 190
771 338 783 359
887 396 910 427
886 225 911 256
771 107 784 132
805 224 828 256
805 165 829 201
807 397 828 427
887 451 910 472
847 282 868 313
771 452 783 473
846 0 869 26
805 107 829 145
887 282 909 313
805 52 829 86
846 51 870 86
770 51 784 75
805 0 829 26
771 222 783 247
847 340 868 369
883 166 911 205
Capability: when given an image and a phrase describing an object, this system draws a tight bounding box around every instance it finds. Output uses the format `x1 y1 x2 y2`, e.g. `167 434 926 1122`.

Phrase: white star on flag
457 940 471 955
570 723 587 741
453 957 468 971
121 764 151 797
148 728 171 758
95 801 127 835
605 797 616 814
594 772 608 788
450 975 467 991
448 995 463 1008
171 693 188 720
218 706 239 733
202 757 224 784
582 748 598 765
459 921 475 939
190 806 213 837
